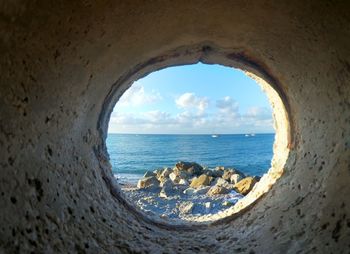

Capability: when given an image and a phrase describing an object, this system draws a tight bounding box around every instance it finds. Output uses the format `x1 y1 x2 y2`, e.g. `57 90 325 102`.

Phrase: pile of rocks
136 161 259 197
120 161 260 221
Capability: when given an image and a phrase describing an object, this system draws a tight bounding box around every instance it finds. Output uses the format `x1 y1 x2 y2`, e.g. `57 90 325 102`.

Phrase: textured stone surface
137 176 159 189
0 1 349 253
230 174 243 184
190 175 212 188
207 186 230 196
234 177 258 195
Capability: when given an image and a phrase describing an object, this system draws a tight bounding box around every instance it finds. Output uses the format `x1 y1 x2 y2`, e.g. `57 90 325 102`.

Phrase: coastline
115 161 259 222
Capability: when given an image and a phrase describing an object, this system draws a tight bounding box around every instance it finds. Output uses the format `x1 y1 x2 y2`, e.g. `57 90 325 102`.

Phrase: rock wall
0 1 349 253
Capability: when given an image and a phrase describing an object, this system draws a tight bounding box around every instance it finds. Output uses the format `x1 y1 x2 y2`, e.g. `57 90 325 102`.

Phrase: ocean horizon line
107 132 275 135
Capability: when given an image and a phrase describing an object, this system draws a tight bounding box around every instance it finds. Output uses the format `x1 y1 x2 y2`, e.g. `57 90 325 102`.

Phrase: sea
106 133 274 184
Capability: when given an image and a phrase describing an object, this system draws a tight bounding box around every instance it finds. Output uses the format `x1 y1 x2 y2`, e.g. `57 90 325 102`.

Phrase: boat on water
245 133 256 137
211 134 219 138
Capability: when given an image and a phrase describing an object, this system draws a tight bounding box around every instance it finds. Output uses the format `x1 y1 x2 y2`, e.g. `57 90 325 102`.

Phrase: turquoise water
106 134 274 183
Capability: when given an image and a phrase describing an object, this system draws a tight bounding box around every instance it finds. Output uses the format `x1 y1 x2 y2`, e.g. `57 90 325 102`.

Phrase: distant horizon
108 132 275 135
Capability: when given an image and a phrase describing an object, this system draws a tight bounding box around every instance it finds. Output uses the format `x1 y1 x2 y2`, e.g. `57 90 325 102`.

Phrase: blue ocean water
106 134 275 184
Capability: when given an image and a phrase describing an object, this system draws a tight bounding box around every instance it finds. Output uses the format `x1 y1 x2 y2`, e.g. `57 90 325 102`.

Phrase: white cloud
117 82 161 107
216 96 239 113
142 110 175 124
109 112 147 125
109 95 274 134
175 93 209 113
215 96 240 125
245 106 272 120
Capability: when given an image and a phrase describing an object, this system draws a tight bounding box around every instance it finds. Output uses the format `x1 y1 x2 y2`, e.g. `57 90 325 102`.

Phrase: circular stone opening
97 45 291 226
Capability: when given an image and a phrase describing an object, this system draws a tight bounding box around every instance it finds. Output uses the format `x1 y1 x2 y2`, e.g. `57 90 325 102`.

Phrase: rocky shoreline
120 161 260 221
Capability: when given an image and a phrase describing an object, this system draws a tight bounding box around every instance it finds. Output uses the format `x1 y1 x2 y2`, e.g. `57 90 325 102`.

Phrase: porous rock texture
0 1 349 253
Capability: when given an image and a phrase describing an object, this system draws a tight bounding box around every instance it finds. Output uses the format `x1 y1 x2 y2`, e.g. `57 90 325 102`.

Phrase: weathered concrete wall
0 1 349 253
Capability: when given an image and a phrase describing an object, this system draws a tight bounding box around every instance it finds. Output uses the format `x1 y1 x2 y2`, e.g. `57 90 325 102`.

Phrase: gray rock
222 169 235 181
202 169 214 177
158 175 168 185
178 179 189 185
207 185 230 196
173 167 191 179
175 161 203 176
221 168 245 181
143 171 156 178
213 177 228 186
137 176 159 189
169 172 179 183
161 167 173 178
194 186 211 195
211 169 224 178
230 174 243 184
234 177 258 195
160 179 173 188
190 174 212 188
159 186 172 198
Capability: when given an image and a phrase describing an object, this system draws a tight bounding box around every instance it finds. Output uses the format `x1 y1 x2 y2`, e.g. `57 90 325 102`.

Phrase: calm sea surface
106 134 274 184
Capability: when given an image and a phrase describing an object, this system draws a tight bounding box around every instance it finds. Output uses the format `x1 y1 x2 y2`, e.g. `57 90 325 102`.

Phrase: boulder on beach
222 168 245 181
211 177 235 190
211 168 224 178
169 172 179 183
159 186 172 198
153 169 163 177
202 169 214 177
190 174 212 188
173 168 191 179
212 177 228 186
178 179 189 185
175 161 203 176
157 175 168 185
160 179 173 188
222 169 235 181
230 173 243 185
207 185 230 196
234 177 258 195
137 176 159 189
143 171 156 178
194 186 211 195
161 167 173 178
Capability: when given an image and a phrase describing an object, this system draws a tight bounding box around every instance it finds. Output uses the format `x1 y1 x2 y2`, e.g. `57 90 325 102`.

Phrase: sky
108 63 274 134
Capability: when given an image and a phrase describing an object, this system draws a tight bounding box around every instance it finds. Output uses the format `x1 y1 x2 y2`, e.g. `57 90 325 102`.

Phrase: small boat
211 134 219 138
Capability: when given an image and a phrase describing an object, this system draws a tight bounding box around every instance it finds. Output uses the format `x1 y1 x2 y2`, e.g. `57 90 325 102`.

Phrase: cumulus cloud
109 112 147 125
216 96 239 112
245 106 272 120
109 95 274 134
215 96 240 125
117 82 161 107
175 93 209 113
142 111 176 124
